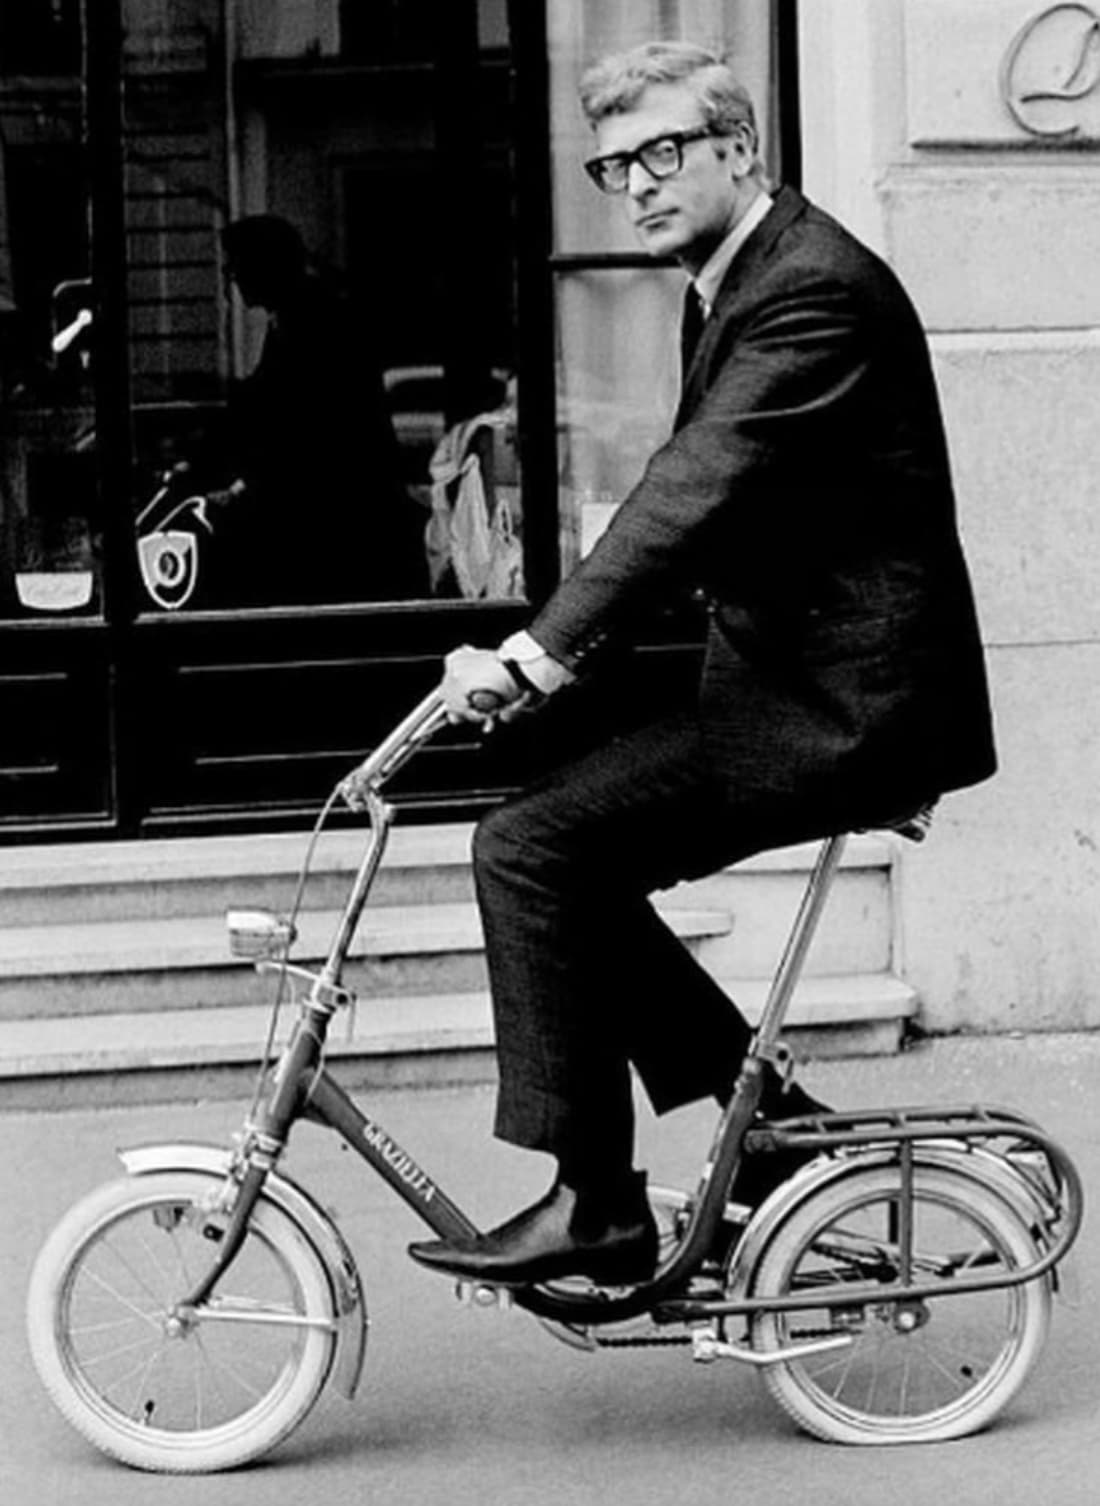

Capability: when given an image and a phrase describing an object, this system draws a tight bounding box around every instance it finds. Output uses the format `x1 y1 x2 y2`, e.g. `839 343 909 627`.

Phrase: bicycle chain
595 1332 693 1348
594 1325 848 1348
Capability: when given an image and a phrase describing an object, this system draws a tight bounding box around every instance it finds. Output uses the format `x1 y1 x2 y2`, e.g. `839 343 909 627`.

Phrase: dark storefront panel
0 625 113 832
127 605 526 830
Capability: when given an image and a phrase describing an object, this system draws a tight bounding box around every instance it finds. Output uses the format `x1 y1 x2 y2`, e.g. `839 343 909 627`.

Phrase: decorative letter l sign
1002 3 1100 138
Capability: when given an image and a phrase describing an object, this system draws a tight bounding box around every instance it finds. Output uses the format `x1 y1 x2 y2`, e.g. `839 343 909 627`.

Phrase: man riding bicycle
409 41 995 1290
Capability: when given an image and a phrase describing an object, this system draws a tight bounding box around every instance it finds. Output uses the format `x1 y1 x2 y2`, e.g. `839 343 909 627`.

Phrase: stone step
685 864 890 981
0 825 478 927
0 828 908 1108
0 973 919 1110
0 900 732 1019
0 828 893 926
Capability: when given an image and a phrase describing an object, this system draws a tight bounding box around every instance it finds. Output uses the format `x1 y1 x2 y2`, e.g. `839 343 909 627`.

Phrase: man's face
593 83 752 273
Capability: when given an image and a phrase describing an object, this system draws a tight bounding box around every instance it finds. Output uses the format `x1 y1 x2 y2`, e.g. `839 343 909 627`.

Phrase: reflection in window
128 0 522 611
0 21 97 621
143 212 431 609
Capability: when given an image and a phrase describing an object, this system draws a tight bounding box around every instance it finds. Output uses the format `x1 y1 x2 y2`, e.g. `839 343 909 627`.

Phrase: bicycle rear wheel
27 1171 336 1472
748 1162 1051 1444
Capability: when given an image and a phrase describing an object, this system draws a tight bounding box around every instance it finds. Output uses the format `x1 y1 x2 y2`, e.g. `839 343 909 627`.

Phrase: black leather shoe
408 1174 658 1287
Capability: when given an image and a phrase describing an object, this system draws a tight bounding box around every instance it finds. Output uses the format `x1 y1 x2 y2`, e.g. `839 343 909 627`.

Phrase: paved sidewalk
1 1033 1097 1506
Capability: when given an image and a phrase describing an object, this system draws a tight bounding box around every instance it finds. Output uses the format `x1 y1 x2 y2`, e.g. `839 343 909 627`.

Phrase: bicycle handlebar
338 688 450 809
338 675 520 812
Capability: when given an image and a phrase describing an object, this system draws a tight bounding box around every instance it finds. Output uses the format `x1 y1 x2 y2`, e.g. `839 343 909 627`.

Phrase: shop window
126 0 522 613
0 1 524 620
0 23 96 620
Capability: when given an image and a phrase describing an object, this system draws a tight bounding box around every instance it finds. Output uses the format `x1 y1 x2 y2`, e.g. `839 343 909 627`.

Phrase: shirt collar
692 190 774 313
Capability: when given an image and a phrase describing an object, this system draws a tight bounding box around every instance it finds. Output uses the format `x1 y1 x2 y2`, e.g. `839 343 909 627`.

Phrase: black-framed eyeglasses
584 127 715 194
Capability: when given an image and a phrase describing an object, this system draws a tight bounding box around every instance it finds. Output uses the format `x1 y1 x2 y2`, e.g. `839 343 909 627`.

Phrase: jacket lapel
677 185 808 424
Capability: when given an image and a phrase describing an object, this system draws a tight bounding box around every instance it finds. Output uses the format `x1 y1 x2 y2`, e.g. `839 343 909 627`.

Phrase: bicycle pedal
538 1318 598 1352
683 1266 728 1301
454 1280 514 1310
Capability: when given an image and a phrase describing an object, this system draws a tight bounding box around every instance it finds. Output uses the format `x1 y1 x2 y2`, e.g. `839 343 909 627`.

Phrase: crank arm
692 1329 854 1366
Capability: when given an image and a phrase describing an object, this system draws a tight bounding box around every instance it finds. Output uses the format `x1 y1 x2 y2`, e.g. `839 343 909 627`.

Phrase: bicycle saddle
861 799 938 843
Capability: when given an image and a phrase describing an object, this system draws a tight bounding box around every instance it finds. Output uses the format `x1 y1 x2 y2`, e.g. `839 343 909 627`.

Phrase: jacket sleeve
530 270 871 671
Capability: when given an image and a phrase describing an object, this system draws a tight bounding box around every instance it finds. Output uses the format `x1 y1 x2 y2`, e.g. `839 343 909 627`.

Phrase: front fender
118 1141 367 1401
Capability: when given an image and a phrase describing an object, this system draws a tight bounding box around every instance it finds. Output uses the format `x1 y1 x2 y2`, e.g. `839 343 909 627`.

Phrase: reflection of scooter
135 466 244 610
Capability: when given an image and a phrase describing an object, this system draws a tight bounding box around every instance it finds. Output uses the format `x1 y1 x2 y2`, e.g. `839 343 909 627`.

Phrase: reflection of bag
446 441 493 597
427 416 524 600
485 487 523 599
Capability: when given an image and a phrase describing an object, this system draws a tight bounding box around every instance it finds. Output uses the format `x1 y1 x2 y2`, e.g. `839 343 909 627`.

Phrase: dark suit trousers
472 712 829 1178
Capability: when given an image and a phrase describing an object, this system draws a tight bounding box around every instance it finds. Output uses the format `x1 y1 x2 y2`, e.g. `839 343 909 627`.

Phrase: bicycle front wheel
27 1171 336 1473
748 1162 1052 1444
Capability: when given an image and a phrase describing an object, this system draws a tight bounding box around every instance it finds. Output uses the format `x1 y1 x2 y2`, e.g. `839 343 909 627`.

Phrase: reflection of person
409 43 996 1288
209 215 425 605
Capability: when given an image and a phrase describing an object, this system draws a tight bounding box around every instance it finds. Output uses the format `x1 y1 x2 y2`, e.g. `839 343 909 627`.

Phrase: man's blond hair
579 41 764 180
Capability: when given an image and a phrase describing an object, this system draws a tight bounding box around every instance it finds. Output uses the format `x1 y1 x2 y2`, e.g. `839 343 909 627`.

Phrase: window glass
556 269 681 565
548 2 779 574
0 1 99 620
124 0 521 614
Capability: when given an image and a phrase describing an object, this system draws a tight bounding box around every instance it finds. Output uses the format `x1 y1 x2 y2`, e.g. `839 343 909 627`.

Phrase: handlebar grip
468 689 506 715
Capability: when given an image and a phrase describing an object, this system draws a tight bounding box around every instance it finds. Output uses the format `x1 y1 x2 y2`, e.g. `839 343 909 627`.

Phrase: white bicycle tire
27 1171 336 1473
748 1161 1052 1444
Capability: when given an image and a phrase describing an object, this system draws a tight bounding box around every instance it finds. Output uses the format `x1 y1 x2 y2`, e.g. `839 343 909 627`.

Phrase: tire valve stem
142 1400 156 1427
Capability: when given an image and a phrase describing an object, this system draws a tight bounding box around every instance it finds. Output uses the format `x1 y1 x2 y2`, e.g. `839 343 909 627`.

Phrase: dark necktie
680 283 706 383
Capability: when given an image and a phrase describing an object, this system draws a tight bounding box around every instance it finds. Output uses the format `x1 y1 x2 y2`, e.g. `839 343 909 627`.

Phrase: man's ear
725 123 757 181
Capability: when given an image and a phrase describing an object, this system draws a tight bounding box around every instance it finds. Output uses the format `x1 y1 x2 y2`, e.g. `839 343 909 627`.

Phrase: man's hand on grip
442 645 529 729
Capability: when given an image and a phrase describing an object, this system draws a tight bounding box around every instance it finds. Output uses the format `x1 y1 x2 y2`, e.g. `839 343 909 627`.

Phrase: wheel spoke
76 1331 162 1372
193 1330 269 1402
107 1342 166 1423
909 1330 974 1393
77 1263 163 1330
107 1228 179 1308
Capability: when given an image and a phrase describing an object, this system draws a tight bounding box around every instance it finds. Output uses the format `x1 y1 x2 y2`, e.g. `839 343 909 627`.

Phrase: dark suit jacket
530 186 996 821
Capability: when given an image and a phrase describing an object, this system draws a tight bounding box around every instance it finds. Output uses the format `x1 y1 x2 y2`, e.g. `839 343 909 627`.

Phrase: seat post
750 833 848 1065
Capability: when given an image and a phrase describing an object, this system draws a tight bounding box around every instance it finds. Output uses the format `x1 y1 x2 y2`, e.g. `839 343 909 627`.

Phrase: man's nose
626 159 659 199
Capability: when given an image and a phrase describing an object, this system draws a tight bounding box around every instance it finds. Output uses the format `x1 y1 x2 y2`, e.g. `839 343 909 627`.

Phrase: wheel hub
162 1307 195 1340
890 1300 930 1334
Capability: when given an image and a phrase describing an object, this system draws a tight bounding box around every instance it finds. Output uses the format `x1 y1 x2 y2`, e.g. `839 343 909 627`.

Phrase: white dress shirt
692 189 774 313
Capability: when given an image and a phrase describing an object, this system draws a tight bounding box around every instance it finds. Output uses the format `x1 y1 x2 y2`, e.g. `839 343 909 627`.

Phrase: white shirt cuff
498 630 575 695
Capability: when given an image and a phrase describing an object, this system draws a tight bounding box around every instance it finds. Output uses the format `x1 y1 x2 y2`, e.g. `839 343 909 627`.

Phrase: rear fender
118 1141 367 1400
728 1140 1060 1300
